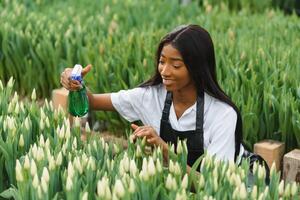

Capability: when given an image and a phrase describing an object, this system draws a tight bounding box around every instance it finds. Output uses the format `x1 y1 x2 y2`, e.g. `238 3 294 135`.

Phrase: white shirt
111 84 244 162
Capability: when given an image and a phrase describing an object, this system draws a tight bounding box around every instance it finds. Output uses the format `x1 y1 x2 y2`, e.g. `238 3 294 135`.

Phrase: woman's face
158 44 194 92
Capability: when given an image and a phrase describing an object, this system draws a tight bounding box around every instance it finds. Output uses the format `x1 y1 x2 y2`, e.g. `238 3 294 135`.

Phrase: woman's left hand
131 124 167 147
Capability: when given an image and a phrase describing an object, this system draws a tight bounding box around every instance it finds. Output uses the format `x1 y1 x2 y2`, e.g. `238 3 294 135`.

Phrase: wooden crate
254 140 285 171
283 149 300 183
52 87 69 112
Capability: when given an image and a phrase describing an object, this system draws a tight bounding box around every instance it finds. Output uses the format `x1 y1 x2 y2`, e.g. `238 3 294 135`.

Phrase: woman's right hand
60 64 92 91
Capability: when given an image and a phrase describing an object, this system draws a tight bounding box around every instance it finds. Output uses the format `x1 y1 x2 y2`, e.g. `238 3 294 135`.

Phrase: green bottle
68 64 89 117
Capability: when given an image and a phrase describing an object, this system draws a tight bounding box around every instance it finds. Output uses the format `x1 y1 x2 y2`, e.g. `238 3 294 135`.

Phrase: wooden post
254 140 285 171
51 87 69 112
283 149 300 183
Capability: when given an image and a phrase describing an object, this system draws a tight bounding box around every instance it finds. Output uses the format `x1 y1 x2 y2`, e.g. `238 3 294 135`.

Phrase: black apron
160 91 204 168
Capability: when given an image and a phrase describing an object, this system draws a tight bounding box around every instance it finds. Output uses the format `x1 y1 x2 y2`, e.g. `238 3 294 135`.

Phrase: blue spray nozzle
71 64 83 83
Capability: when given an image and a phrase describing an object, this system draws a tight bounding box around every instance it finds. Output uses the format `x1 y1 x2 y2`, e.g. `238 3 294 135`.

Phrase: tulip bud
113 144 119 154
39 118 45 131
82 192 88 200
199 174 205 189
45 117 50 128
174 162 181 175
251 185 257 199
130 159 137 176
36 147 44 162
24 117 30 130
15 160 23 182
85 122 91 133
156 159 162 173
56 151 63 166
74 117 81 128
284 183 291 197
114 179 125 198
30 159 37 176
270 162 276 176
19 134 24 147
49 156 56 170
278 180 284 196
139 169 149 181
148 157 156 176
169 160 175 173
31 88 36 101
42 167 50 183
213 177 218 192
97 180 105 197
182 174 188 189
129 178 135 193
0 80 3 90
41 176 48 193
136 145 142 157
166 174 173 190
32 174 39 188
72 138 77 150
258 165 265 180
67 162 75 178
239 183 247 199
14 102 19 114
66 176 73 191
176 141 183 154
24 155 30 170
74 157 83 174
7 77 14 88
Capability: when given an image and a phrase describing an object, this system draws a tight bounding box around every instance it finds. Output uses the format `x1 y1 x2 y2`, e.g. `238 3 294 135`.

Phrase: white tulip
36 147 44 162
199 174 205 189
7 77 14 88
15 160 23 182
169 160 175 173
19 134 24 147
24 117 30 130
113 144 119 154
0 80 3 90
42 167 50 183
45 117 50 128
67 162 75 178
32 174 39 189
31 88 36 101
39 118 45 131
251 185 257 199
74 117 81 128
129 178 135 193
177 141 183 154
166 174 173 190
56 151 63 166
74 157 83 174
114 179 125 198
258 165 265 180
136 145 142 157
239 183 247 199
30 159 37 176
49 155 56 170
142 158 148 172
182 174 188 189
72 138 77 150
41 176 48 193
14 102 19 114
139 169 149 181
148 157 156 176
81 192 88 200
270 162 276 176
66 176 73 191
129 159 137 176
85 122 91 133
278 180 284 196
97 180 106 197
24 155 30 170
174 162 181 175
284 183 291 197
156 159 162 173
213 177 218 192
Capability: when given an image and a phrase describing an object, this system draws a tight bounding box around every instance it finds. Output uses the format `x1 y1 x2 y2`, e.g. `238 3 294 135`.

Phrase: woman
60 24 245 172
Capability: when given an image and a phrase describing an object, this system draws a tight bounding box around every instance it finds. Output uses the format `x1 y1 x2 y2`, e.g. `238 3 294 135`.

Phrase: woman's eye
173 65 181 68
159 60 165 64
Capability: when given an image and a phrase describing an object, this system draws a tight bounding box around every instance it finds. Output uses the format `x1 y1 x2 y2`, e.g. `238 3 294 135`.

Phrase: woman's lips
162 79 174 85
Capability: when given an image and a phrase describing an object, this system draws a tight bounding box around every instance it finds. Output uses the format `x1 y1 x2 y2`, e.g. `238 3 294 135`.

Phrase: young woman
60 24 245 172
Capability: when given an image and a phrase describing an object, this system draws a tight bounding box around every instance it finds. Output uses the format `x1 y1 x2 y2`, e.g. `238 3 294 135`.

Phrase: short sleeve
110 87 146 122
206 106 237 161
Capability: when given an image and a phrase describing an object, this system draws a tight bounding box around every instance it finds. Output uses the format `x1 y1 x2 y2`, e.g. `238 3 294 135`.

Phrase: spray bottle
68 64 89 117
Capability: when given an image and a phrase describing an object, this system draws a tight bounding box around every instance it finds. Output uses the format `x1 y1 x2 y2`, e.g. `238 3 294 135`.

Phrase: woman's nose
160 64 171 76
